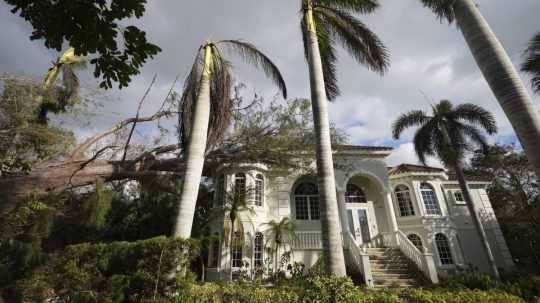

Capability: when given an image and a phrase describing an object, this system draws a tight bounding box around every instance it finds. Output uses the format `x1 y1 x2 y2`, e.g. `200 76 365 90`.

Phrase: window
345 183 366 203
420 183 441 215
216 174 225 206
255 174 264 207
294 183 320 220
407 234 423 252
395 185 415 217
435 233 454 265
253 232 264 267
210 233 220 268
453 191 465 204
234 173 246 200
232 232 243 268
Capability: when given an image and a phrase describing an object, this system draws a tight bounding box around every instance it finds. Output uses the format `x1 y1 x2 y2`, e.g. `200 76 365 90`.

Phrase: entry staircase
344 231 439 288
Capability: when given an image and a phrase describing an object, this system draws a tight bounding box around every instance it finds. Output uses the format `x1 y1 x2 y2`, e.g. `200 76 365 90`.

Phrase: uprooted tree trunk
0 157 185 216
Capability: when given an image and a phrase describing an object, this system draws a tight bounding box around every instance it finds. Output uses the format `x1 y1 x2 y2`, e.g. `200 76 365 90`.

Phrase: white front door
346 201 378 244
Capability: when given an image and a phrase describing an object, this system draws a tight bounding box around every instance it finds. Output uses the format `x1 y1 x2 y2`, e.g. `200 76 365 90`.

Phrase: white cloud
386 143 443 168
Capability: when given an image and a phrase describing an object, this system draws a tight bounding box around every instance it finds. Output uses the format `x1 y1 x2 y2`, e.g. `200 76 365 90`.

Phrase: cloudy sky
1 0 539 167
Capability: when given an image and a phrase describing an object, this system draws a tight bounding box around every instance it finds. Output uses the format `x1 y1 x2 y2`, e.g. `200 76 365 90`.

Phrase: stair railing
395 230 439 284
344 232 374 288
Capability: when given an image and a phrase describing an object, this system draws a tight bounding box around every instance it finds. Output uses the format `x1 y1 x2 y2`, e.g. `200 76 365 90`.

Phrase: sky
1 0 540 167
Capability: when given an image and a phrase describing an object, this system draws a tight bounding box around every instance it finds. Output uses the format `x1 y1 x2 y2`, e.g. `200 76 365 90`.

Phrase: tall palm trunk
304 6 346 276
454 0 540 179
454 161 500 280
173 46 212 238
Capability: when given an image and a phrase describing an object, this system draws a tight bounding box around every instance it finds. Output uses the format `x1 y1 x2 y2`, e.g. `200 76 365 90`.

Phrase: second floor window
255 174 264 207
234 173 246 200
420 183 441 215
395 185 415 217
294 182 320 220
216 174 225 206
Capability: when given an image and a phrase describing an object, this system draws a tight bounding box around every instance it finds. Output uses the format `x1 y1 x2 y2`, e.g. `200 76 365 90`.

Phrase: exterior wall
206 152 514 280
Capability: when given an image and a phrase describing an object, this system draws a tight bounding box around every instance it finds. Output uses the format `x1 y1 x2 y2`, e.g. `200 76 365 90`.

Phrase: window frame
394 185 415 217
253 232 264 267
231 231 243 268
254 174 264 207
452 190 466 205
345 183 367 203
435 233 454 266
234 173 246 200
407 233 424 252
420 182 442 216
294 182 320 221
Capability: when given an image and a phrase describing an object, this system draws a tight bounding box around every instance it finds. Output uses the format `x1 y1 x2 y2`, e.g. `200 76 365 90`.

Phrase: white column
383 191 399 246
336 188 348 235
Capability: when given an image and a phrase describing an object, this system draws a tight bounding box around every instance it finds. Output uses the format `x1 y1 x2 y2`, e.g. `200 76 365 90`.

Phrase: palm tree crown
179 40 287 149
392 100 497 167
420 0 456 23
522 32 540 93
300 0 389 100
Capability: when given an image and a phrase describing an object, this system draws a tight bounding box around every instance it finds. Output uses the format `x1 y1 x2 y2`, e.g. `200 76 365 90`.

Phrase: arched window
232 231 243 268
345 183 366 203
234 173 246 200
395 185 415 216
253 232 264 267
210 233 220 268
216 174 225 206
420 183 441 215
255 174 264 207
294 183 320 220
407 234 423 252
435 233 454 265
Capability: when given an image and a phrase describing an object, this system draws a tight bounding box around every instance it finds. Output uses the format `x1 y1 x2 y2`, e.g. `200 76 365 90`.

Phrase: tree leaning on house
392 99 501 280
299 0 389 276
522 32 540 94
173 40 287 239
421 0 540 179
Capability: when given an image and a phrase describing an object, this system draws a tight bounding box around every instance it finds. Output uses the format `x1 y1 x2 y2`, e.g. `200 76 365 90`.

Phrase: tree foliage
5 0 161 89
522 32 540 93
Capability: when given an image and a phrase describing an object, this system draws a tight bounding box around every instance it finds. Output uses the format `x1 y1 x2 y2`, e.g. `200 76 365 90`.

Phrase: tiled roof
388 164 445 175
335 144 393 151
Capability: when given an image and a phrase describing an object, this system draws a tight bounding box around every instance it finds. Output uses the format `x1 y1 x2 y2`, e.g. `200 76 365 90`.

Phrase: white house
205 145 514 287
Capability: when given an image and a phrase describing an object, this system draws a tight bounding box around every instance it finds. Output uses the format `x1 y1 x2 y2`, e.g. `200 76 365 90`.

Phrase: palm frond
455 122 489 153
178 47 203 149
392 110 430 139
522 32 540 93
207 45 233 148
315 0 379 14
412 118 437 165
451 103 497 135
217 40 287 99
420 0 455 23
301 13 340 100
315 6 389 74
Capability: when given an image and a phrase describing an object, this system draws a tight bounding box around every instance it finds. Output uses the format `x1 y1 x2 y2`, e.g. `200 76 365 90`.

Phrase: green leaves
6 0 161 89
420 0 456 23
522 32 540 93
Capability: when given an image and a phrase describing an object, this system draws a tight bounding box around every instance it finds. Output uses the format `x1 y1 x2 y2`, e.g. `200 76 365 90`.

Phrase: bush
18 236 196 302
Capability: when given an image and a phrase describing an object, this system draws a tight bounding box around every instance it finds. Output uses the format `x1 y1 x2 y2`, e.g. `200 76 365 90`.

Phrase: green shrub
301 275 361 303
438 272 498 290
23 236 196 302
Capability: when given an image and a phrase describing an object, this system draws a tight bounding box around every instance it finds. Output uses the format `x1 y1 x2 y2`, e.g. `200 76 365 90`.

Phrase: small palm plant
298 0 389 276
40 47 87 123
220 184 256 281
262 217 298 275
522 32 540 93
392 99 500 280
173 40 287 240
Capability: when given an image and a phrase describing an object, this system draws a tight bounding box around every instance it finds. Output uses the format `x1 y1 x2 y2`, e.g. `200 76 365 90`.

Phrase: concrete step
372 273 412 279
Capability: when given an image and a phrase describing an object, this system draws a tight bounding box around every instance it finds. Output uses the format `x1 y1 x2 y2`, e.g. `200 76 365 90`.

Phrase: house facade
205 145 514 285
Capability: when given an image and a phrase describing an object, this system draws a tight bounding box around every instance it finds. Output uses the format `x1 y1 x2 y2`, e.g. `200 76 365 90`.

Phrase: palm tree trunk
304 7 347 276
454 0 540 179
454 161 501 280
173 46 213 238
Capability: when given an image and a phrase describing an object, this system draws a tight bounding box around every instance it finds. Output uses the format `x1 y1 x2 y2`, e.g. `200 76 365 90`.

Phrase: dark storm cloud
1 0 539 166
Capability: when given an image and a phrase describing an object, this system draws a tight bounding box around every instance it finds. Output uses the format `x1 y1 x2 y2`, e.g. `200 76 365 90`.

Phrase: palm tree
221 184 255 281
522 32 540 94
262 217 298 275
392 99 500 280
421 0 540 179
299 0 389 276
173 41 287 239
40 47 87 123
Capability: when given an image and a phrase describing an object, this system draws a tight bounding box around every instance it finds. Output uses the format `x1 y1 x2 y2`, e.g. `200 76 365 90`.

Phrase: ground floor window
435 233 454 265
232 232 243 268
253 232 264 267
407 233 423 252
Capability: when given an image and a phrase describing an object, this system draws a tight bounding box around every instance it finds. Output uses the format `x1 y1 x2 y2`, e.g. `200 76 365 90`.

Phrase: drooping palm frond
412 118 437 165
207 45 233 148
451 103 497 134
455 122 489 152
522 32 540 93
315 0 378 13
316 6 389 74
301 14 340 100
392 110 430 139
217 40 287 99
420 0 455 23
178 47 203 148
